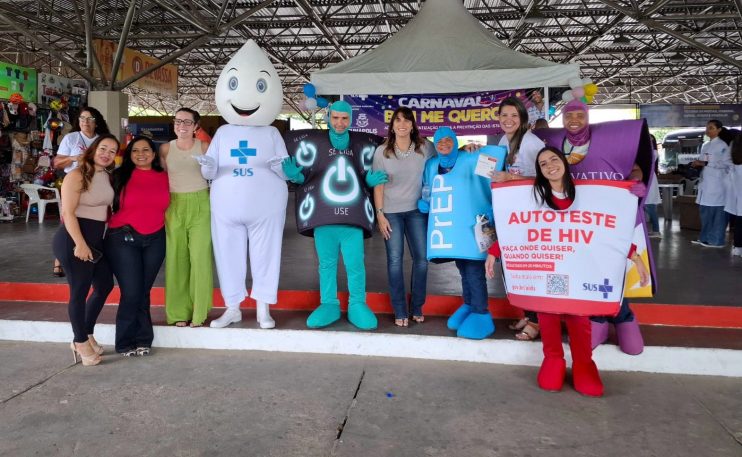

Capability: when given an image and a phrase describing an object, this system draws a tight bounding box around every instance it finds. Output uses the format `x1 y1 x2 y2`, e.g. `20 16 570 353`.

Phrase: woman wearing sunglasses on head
105 136 170 357
159 108 213 328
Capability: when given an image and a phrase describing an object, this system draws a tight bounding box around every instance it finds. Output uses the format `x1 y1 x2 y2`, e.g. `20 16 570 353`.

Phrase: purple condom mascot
535 100 657 355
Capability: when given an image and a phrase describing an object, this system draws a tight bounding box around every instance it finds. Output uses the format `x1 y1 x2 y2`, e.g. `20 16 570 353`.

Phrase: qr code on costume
546 274 569 296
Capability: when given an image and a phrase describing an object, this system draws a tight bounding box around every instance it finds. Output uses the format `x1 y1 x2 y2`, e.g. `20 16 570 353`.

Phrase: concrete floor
1 341 740 457
2 198 741 306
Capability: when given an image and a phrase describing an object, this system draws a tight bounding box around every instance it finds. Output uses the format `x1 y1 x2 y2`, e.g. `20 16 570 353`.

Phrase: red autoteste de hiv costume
534 101 657 355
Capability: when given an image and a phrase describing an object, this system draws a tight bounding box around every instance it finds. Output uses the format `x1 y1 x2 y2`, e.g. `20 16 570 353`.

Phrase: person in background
490 96 545 341
532 118 549 130
645 135 662 238
54 107 111 174
527 89 546 127
372 107 434 327
691 120 732 248
52 134 119 366
725 137 742 257
159 108 213 328
105 136 170 356
52 107 111 278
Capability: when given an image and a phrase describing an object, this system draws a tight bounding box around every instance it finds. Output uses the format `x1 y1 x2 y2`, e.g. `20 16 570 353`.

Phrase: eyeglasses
173 119 195 126
79 116 96 122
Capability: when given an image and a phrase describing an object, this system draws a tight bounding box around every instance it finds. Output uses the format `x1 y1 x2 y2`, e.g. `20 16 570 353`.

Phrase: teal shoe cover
348 303 378 330
307 303 341 328
447 304 472 331
456 312 495 340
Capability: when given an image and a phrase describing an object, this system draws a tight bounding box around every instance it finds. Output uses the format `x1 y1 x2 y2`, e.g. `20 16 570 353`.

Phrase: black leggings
734 215 742 248
52 218 114 343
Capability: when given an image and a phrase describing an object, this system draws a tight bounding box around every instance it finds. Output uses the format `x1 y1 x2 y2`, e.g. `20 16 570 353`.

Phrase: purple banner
345 89 543 137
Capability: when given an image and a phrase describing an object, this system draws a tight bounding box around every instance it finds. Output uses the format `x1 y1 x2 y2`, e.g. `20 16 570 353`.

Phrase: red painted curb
1 282 740 328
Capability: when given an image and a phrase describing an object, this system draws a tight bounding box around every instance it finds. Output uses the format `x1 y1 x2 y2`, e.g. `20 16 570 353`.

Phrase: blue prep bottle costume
419 127 504 340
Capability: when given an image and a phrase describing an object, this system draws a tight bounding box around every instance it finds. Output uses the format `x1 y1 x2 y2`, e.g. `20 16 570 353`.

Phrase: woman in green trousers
160 108 213 327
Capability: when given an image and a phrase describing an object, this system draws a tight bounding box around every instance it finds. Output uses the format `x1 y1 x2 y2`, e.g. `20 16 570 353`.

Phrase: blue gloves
282 157 305 184
365 170 389 188
417 199 430 213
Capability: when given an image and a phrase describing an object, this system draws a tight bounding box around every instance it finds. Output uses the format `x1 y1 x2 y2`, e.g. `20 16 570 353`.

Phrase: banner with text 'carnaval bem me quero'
491 180 638 316
344 89 543 137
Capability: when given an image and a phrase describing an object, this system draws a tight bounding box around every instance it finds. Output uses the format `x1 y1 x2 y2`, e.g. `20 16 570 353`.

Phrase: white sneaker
690 239 703 245
209 308 242 328
648 231 662 239
732 247 742 257
699 241 724 248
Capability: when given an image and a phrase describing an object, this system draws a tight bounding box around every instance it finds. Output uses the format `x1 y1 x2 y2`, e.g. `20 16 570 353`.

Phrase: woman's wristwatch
376 207 384 215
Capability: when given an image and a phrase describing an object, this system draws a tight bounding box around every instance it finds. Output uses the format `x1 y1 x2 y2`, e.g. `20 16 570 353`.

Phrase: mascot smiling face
215 40 283 126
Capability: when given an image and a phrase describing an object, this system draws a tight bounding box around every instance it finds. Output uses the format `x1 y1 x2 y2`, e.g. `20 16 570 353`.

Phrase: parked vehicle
660 128 705 173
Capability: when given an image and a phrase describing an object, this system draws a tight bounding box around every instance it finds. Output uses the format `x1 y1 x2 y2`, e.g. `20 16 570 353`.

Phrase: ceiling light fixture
612 34 631 45
614 79 625 87
74 49 86 59
669 53 686 62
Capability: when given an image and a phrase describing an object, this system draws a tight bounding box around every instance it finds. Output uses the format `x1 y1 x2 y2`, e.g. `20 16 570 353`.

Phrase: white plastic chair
20 184 60 223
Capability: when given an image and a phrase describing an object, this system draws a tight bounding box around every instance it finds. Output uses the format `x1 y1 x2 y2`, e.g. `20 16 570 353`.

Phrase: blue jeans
644 204 659 232
105 226 166 353
454 259 488 314
699 205 728 246
384 210 428 318
591 298 634 324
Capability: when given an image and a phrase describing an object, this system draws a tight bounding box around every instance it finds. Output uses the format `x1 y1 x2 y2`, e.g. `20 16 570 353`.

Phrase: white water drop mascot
196 40 289 329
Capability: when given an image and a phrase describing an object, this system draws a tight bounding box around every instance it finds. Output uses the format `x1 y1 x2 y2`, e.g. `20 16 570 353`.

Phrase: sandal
190 322 203 328
394 318 409 327
515 321 540 341
412 315 425 323
508 317 530 331
174 321 188 327
52 265 65 277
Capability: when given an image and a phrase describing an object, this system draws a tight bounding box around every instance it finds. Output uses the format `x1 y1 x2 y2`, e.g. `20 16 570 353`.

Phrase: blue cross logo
231 140 257 165
598 278 613 299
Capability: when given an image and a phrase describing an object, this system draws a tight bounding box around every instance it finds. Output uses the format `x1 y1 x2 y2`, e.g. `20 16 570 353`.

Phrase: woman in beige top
52 134 120 366
159 108 213 327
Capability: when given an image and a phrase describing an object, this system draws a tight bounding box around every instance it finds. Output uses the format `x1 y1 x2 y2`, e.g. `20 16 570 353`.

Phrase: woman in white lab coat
691 120 732 247
725 137 742 256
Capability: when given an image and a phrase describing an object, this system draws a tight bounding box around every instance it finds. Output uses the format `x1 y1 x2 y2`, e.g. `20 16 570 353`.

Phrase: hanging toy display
561 78 599 104
42 106 64 154
49 99 63 112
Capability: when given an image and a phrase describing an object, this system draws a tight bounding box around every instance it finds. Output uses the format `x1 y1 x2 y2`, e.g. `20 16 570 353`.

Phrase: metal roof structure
0 0 740 115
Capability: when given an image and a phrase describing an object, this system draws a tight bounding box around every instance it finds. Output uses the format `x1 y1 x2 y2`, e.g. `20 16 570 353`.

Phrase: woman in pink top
105 136 170 356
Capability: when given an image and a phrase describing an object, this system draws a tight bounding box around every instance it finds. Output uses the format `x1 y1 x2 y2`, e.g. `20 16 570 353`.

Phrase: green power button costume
283 101 387 329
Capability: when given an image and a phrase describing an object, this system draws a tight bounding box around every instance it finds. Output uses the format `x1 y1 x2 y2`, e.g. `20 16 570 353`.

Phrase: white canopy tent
311 0 580 95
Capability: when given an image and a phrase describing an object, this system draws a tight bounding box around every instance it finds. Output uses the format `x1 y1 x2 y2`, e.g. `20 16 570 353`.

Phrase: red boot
566 315 604 397
536 313 566 392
